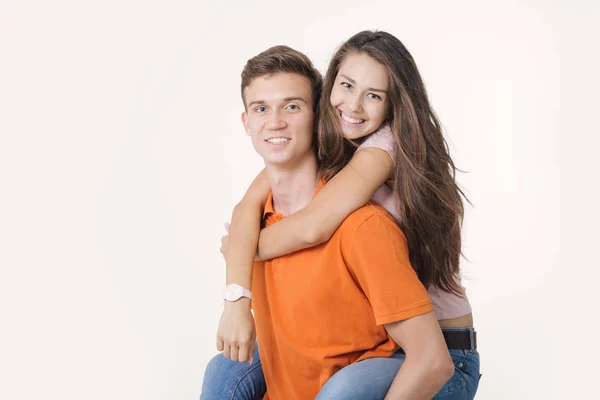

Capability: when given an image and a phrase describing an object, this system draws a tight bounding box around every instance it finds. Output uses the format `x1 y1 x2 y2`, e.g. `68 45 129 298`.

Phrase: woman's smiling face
329 52 390 139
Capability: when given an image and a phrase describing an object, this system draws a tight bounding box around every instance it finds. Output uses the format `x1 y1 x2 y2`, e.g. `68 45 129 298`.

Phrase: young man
201 46 453 399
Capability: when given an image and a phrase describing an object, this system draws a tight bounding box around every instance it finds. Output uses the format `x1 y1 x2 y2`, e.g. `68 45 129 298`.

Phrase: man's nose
268 109 287 130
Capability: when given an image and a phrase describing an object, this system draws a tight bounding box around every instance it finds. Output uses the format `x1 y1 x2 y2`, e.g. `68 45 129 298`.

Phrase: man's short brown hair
241 45 323 112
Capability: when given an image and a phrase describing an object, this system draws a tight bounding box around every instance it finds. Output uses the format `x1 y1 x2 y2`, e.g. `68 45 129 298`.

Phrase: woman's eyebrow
340 74 356 84
340 74 387 94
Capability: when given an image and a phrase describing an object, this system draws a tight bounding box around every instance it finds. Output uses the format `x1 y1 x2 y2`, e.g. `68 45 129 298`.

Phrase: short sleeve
341 210 433 325
357 124 396 163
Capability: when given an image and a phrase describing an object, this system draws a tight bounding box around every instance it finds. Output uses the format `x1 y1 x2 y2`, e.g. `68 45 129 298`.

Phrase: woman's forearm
256 208 327 261
255 148 393 261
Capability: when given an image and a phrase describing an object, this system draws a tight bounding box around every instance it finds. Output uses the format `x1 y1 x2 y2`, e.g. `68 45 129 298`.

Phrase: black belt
442 329 477 350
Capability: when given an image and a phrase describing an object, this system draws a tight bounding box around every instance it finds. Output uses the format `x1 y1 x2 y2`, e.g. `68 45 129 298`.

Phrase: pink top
357 125 472 320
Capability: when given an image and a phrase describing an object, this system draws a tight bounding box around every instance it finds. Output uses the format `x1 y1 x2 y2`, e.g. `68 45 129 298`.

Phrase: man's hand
216 298 256 363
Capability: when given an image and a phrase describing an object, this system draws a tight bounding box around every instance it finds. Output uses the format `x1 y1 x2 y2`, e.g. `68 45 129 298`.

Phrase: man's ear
241 112 251 136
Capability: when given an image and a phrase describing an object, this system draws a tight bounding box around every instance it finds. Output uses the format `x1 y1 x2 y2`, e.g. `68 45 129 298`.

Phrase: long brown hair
318 31 468 295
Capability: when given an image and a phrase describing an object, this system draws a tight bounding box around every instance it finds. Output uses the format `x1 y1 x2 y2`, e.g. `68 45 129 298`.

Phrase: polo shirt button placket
271 257 283 280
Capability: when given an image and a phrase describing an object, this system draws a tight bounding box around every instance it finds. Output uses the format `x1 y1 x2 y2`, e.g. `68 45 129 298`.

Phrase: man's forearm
384 355 453 399
225 200 262 289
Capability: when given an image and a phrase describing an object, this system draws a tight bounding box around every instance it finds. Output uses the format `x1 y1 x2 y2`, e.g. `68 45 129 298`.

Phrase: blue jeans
315 348 481 400
201 345 266 400
201 330 481 399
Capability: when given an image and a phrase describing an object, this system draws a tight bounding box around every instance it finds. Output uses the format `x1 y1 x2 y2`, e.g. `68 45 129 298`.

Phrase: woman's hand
221 223 260 262
220 223 230 260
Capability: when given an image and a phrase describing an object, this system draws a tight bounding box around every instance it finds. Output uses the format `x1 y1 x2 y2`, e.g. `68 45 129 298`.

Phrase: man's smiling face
242 73 315 168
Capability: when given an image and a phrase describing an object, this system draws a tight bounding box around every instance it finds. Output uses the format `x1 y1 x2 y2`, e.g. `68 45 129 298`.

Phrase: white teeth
267 137 289 144
340 112 365 124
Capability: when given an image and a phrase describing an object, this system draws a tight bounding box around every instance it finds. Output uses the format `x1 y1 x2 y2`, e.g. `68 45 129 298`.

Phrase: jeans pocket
433 350 471 398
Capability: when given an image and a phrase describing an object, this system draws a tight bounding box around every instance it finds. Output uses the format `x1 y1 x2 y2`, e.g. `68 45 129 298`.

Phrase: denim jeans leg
200 345 266 400
316 335 480 399
316 351 406 400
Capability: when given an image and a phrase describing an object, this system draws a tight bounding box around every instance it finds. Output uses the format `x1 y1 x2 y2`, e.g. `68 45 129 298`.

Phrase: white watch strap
240 286 252 299
223 283 252 301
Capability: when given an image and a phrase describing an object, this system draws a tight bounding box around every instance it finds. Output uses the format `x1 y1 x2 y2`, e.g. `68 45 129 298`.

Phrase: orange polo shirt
252 181 434 400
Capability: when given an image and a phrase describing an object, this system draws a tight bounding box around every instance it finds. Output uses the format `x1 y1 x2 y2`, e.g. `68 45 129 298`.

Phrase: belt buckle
468 328 477 351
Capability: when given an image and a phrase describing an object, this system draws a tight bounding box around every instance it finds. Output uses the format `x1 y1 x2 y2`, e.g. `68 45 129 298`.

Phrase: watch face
224 286 242 301
223 284 251 301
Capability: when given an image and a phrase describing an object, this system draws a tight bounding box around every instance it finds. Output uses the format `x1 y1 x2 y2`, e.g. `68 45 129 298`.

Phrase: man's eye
285 104 299 110
255 106 267 112
341 82 352 89
368 93 382 100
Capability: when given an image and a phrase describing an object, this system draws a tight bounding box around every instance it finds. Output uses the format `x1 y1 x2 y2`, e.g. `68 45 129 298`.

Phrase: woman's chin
340 127 364 140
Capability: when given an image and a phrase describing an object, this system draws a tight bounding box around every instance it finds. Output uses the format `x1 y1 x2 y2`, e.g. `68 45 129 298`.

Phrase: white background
1 0 598 399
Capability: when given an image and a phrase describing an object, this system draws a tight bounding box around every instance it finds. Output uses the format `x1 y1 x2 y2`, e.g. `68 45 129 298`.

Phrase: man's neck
266 154 319 217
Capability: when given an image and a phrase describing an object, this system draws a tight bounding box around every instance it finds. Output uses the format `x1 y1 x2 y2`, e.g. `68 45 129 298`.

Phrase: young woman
204 30 480 399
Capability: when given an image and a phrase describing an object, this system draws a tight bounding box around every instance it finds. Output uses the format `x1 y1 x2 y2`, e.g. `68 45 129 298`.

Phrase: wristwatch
222 284 252 302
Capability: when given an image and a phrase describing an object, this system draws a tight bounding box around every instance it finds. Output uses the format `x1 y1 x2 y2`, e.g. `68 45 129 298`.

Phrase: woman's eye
285 104 299 110
341 82 352 89
368 93 382 100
